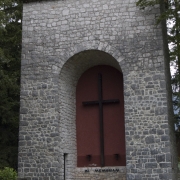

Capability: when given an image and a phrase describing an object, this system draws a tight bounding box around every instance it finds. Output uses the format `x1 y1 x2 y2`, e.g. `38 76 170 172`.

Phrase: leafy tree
136 0 180 157
0 0 22 169
0 167 17 180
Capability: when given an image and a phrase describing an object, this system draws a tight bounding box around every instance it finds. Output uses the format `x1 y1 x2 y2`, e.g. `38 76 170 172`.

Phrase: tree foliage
0 0 22 169
137 0 180 133
0 167 17 180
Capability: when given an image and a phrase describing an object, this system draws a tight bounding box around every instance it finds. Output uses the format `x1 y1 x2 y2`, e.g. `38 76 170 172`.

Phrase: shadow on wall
177 138 180 169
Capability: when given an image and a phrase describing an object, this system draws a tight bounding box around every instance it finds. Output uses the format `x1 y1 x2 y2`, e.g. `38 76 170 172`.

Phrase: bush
0 167 17 180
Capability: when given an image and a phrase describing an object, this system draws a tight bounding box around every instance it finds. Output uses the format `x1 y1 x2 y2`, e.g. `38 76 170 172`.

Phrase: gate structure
18 0 178 179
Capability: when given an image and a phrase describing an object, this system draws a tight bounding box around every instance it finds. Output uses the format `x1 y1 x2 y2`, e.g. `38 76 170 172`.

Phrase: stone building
18 0 178 179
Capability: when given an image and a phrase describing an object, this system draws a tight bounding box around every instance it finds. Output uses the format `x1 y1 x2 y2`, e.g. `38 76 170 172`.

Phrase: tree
0 0 22 169
136 0 180 156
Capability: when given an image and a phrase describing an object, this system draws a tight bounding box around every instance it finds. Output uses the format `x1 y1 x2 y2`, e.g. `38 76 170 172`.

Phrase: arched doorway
59 50 126 179
76 65 126 167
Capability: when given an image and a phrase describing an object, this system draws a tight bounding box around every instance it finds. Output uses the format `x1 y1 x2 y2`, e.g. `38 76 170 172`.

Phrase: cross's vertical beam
98 74 105 167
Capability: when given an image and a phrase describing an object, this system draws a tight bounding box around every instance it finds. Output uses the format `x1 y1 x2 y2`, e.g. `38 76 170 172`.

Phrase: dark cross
82 73 119 167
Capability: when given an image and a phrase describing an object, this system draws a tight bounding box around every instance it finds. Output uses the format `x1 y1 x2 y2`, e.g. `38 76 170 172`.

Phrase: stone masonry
19 0 178 179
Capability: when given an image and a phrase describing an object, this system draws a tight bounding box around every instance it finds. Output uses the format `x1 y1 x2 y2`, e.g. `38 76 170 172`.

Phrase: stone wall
74 167 126 179
19 0 177 179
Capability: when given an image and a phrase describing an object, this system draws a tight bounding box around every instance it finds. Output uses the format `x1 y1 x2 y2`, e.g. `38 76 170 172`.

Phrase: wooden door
76 65 126 167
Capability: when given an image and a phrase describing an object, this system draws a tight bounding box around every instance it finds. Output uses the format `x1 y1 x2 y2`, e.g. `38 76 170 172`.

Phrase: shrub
0 167 17 180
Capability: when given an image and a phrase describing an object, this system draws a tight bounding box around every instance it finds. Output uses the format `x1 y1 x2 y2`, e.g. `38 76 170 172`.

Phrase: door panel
76 65 126 167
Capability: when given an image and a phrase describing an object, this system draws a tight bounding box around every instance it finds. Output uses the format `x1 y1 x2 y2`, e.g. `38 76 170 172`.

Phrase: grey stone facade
18 0 178 179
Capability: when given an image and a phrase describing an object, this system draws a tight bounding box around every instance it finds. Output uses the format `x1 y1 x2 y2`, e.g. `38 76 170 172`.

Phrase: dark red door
76 65 126 167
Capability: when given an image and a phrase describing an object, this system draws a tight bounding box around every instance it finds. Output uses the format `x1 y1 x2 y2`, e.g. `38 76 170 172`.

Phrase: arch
58 40 125 75
59 50 125 179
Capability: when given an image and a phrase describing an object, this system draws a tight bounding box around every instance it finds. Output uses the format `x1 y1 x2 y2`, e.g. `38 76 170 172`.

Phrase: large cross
82 73 119 167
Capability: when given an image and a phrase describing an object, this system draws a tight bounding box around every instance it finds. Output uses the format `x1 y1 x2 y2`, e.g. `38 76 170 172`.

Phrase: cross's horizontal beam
82 99 119 106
